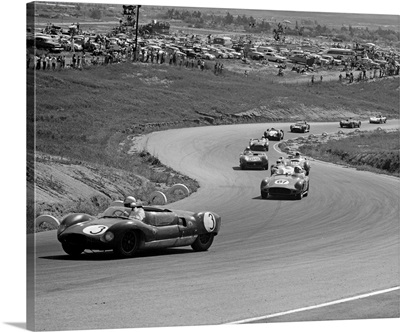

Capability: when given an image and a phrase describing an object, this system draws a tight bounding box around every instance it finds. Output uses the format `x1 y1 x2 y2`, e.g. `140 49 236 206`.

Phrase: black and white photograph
2 0 400 332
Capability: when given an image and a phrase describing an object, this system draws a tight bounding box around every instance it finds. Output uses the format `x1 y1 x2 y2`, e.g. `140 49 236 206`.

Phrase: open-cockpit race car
56 198 221 258
369 114 387 124
340 118 361 128
239 138 269 170
270 153 310 176
260 165 310 200
263 128 284 141
290 121 310 133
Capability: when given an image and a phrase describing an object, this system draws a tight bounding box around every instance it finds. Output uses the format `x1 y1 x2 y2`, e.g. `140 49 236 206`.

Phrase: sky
0 1 398 332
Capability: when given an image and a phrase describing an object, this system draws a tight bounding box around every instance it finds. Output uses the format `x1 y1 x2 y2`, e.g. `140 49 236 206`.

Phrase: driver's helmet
294 166 302 174
124 196 136 205
276 168 284 175
295 152 301 157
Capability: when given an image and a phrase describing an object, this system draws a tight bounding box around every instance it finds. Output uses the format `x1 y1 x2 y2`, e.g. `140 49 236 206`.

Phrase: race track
30 121 400 330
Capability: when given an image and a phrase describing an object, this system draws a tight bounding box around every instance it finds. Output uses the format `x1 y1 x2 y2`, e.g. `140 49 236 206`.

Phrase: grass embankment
29 62 399 164
297 130 400 176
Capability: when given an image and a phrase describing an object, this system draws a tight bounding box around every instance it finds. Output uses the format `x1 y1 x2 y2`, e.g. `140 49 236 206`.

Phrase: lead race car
239 138 269 170
56 198 221 258
260 166 310 200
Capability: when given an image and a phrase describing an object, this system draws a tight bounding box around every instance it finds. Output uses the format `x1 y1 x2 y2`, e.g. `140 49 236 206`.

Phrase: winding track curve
30 121 399 331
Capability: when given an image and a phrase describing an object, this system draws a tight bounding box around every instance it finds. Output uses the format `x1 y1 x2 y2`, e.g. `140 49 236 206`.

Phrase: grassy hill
29 62 399 165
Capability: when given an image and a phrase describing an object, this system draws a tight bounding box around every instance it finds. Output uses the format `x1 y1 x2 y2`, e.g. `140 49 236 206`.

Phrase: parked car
33 36 63 52
247 48 265 60
264 52 287 63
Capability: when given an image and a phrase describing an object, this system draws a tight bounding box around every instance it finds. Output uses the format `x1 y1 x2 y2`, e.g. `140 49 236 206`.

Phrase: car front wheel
62 243 84 257
114 230 140 258
191 233 214 251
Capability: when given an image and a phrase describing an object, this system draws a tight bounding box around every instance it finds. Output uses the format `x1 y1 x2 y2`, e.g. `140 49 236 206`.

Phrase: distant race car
290 121 310 133
57 199 221 258
340 118 361 128
369 114 387 124
264 128 285 141
239 139 269 170
260 166 310 200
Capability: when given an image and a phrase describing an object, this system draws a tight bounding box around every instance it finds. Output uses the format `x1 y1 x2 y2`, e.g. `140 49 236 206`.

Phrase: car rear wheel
62 243 84 257
114 230 140 258
191 233 214 251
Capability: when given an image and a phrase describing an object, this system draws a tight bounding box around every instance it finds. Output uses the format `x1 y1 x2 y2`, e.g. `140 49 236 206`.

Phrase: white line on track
273 142 284 154
224 286 400 324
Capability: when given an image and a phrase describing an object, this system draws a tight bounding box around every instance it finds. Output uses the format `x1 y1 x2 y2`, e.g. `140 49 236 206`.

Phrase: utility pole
134 5 141 61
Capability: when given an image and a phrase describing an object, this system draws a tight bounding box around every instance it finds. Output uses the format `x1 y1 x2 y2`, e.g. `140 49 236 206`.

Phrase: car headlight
103 231 114 242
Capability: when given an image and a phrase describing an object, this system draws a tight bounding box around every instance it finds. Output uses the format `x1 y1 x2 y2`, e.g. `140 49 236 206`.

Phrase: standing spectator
51 56 56 70
320 75 323 82
311 75 314 84
200 60 205 71
62 55 66 69
46 55 51 70
339 73 342 81
57 56 62 70
42 55 47 70
72 54 77 68
77 55 81 68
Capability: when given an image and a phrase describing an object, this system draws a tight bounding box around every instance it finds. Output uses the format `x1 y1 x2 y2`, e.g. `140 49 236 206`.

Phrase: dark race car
340 118 361 128
260 166 310 200
264 128 284 141
290 121 310 133
56 200 221 258
239 138 269 170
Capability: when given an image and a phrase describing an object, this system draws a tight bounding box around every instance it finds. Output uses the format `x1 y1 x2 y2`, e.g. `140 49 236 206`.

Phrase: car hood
58 217 135 237
269 177 302 189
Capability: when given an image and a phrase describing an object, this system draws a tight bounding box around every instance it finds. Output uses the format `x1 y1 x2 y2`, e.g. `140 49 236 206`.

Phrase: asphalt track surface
30 121 400 331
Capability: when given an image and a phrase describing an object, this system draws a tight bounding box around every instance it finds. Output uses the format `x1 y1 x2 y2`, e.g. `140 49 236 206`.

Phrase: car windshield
250 145 267 152
100 206 133 219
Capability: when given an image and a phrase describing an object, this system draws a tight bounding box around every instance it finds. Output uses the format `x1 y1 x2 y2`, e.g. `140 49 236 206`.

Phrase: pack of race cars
238 126 312 200
47 118 392 257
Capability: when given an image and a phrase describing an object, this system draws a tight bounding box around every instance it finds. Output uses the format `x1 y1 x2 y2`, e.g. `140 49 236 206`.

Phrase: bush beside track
280 129 400 177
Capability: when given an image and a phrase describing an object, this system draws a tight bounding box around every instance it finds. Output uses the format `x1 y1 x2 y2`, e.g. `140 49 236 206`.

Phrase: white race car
369 114 387 124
